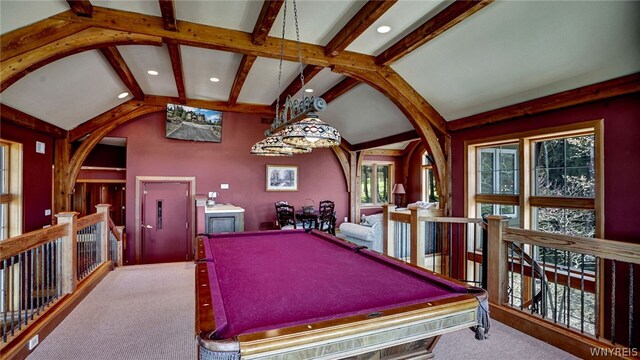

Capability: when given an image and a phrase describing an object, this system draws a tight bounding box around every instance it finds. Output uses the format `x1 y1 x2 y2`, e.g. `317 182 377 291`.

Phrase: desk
195 230 487 359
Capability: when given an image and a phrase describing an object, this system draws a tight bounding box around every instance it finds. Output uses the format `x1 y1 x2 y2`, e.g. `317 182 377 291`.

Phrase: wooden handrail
0 224 68 260
107 216 122 242
76 212 104 230
420 216 482 224
503 227 640 265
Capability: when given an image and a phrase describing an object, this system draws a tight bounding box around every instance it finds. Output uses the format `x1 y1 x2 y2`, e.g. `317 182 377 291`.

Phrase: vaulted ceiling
1 0 639 148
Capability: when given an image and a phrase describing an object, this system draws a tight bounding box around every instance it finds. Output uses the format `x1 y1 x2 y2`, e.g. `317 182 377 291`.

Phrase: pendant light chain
274 0 288 125
293 0 306 100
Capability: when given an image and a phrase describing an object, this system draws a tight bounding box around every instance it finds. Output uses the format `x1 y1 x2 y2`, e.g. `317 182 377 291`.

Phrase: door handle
142 224 154 229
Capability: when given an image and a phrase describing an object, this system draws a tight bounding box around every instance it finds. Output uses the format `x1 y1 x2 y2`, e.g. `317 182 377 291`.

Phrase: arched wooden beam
66 106 164 196
331 146 351 193
1 27 162 92
402 140 423 184
332 67 448 209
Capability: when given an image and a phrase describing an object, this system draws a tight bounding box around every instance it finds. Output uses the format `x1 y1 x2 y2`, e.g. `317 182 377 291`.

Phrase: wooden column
115 226 125 267
55 212 78 294
409 208 425 267
487 215 509 305
382 204 395 257
53 137 71 213
95 204 110 263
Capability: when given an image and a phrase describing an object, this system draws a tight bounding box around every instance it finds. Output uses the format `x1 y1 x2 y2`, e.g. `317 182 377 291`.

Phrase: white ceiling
323 83 414 145
1 50 130 130
1 0 639 146
392 0 640 121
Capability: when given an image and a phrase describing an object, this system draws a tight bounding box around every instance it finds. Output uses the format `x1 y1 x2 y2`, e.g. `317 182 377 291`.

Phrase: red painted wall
449 93 640 242
0 122 53 232
448 93 640 346
108 111 349 264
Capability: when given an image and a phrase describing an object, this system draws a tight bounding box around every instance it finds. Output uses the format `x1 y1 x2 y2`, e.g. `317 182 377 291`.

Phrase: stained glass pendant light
281 113 341 148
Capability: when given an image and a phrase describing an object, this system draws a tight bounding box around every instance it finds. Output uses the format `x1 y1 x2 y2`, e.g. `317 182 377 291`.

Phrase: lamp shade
280 114 341 148
261 135 311 154
250 140 292 156
392 184 406 194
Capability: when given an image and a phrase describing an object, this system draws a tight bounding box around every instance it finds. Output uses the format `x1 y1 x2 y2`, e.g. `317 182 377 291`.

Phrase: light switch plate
221 184 229 189
45 209 51 216
36 141 45 154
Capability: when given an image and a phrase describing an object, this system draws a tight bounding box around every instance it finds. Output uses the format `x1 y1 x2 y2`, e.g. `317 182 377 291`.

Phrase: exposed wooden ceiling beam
1 27 162 92
447 73 640 132
376 0 492 65
340 139 354 153
158 0 177 31
252 0 285 45
352 130 419 151
99 46 144 101
0 104 67 138
69 96 274 142
364 149 404 157
321 77 360 104
50 7 378 71
166 42 186 103
228 55 257 107
325 0 397 57
66 0 93 17
0 20 90 62
271 65 324 109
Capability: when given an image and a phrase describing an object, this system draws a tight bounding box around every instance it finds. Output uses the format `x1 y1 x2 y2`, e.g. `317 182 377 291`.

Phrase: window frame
360 161 394 207
464 120 603 237
0 139 23 240
420 153 438 203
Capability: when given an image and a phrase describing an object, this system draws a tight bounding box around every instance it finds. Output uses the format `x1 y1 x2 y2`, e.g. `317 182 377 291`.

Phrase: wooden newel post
55 212 78 294
382 204 395 256
95 204 110 264
409 208 425 267
487 215 509 305
115 226 125 267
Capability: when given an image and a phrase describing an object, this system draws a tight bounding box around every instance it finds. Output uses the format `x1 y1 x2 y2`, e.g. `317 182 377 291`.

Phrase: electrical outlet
344 217 348 222
28 335 39 350
45 209 51 216
221 184 229 189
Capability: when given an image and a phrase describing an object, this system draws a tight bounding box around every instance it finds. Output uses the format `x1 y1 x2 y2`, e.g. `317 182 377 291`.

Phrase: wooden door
141 182 190 263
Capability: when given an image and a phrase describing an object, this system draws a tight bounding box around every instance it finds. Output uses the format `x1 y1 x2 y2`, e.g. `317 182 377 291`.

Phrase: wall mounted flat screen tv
166 103 223 143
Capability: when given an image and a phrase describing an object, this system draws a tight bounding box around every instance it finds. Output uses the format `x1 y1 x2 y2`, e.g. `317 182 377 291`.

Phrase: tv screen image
166 104 223 142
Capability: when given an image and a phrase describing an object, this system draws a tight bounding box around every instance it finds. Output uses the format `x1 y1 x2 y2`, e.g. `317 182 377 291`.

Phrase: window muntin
361 162 393 206
0 139 22 240
477 144 519 195
421 153 439 203
468 122 599 238
534 135 594 198
478 203 520 228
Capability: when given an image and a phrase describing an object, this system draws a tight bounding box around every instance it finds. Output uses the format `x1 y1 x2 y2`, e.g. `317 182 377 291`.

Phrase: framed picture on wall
266 165 298 191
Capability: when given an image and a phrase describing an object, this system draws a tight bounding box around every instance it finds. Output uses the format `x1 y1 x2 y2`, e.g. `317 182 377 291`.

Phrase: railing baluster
629 264 634 348
554 250 558 324
29 249 34 321
520 245 524 311
18 253 22 330
3 259 7 342
611 260 616 344
566 251 571 329
580 254 585 333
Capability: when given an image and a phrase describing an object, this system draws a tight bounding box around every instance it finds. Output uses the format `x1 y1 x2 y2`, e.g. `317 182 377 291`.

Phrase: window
421 153 439 203
0 139 22 240
466 120 601 237
361 162 393 206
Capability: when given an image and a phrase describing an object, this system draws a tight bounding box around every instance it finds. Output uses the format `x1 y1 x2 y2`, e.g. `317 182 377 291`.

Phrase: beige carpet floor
27 262 577 360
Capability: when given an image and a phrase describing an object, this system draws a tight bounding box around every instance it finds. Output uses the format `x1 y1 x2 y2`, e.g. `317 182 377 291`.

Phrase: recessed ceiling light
147 70 159 76
117 92 129 99
209 77 220 82
377 25 391 34
304 89 314 93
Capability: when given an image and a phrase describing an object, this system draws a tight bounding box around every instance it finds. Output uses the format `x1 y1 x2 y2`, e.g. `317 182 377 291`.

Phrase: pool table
195 230 488 360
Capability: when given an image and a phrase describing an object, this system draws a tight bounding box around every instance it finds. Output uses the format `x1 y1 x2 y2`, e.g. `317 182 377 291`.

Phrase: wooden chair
275 203 299 229
317 200 336 235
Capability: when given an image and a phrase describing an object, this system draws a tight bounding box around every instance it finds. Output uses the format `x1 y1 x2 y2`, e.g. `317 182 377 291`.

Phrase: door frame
135 176 196 264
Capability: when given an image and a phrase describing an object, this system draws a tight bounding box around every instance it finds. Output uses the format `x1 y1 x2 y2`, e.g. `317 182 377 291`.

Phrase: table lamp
392 184 406 207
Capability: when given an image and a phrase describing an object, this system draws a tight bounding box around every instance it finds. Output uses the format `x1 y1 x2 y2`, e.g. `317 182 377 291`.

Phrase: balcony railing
486 216 639 357
0 204 123 360
382 205 487 287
